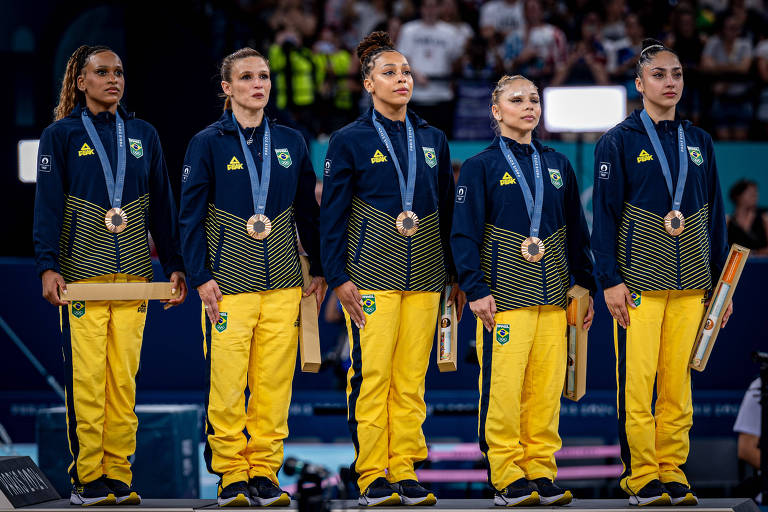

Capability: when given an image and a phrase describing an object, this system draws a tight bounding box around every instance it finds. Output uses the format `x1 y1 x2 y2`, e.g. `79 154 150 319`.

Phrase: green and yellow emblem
548 168 563 189
215 312 228 332
128 138 143 159
630 291 641 307
361 294 376 315
423 147 437 168
687 146 703 166
71 301 85 318
496 323 510 345
275 148 292 168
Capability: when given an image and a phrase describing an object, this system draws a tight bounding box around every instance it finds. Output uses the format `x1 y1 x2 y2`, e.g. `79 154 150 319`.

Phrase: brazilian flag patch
361 294 376 314
496 323 510 345
128 138 143 159
423 147 437 168
687 146 703 166
71 301 85 318
275 148 292 168
630 291 641 307
215 312 228 332
548 168 563 189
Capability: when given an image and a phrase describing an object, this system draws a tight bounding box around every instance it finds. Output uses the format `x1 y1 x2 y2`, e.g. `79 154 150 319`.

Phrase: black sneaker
248 476 291 507
531 478 572 506
664 482 698 506
358 477 401 507
629 479 671 506
103 478 141 505
218 481 251 507
70 477 116 506
394 479 437 506
494 478 540 507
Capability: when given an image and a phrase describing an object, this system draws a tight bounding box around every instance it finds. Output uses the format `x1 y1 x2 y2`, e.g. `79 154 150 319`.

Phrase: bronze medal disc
396 210 419 237
246 214 272 240
664 210 685 236
521 236 545 262
105 207 128 233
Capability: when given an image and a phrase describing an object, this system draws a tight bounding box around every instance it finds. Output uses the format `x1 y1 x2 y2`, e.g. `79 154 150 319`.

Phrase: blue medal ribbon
499 138 544 239
81 110 126 210
233 112 271 217
371 111 417 213
639 109 688 212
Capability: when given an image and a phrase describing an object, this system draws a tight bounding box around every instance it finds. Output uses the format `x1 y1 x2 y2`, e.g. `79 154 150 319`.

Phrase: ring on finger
204 305 209 309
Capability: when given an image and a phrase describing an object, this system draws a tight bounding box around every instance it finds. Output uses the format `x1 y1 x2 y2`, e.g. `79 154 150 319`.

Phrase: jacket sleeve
147 128 185 278
33 126 66 277
437 131 457 280
319 133 355 290
178 134 214 289
705 135 728 286
450 157 492 302
564 159 597 294
591 131 625 290
294 138 323 277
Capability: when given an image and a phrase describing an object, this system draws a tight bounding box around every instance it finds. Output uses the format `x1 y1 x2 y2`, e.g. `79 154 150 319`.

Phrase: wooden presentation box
564 285 589 401
298 255 322 373
436 284 458 372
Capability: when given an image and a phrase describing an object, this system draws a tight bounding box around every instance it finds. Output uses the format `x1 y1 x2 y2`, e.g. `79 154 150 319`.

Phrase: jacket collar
622 109 692 134
215 109 272 135
494 135 544 156
361 107 430 130
70 103 133 121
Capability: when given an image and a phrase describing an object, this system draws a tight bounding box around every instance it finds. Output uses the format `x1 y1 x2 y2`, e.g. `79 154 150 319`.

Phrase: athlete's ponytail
220 47 268 111
54 45 113 121
356 31 397 80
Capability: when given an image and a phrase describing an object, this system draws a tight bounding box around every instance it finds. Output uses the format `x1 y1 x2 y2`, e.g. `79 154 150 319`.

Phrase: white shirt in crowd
397 20 463 104
478 0 525 36
734 377 761 438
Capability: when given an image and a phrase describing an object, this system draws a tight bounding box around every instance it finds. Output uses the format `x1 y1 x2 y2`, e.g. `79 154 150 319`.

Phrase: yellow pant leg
344 289 400 493
62 275 112 484
204 293 260 487
477 307 537 491
245 287 301 484
520 306 567 480
656 289 705 486
387 290 440 482
102 274 148 485
616 290 667 494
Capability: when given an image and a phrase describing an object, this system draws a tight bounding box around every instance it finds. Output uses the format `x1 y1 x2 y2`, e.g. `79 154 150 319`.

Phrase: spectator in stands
665 6 704 122
314 26 356 134
268 0 317 40
756 29 768 137
479 0 525 39
700 14 754 140
397 0 464 134
734 378 761 496
727 179 768 255
441 0 474 49
503 0 567 83
601 0 628 42
605 13 644 107
551 11 610 86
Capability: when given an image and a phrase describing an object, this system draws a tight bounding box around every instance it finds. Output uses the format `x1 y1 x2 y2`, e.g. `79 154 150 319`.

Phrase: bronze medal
246 214 272 240
396 210 419 237
521 236 545 262
664 210 685 236
105 207 128 233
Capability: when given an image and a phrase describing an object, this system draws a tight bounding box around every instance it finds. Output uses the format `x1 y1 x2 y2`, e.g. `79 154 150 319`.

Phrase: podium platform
13 498 760 511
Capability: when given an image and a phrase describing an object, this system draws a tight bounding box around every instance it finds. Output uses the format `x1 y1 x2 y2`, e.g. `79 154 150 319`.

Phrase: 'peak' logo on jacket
499 172 517 186
227 157 244 170
78 143 95 157
636 149 653 163
370 150 387 164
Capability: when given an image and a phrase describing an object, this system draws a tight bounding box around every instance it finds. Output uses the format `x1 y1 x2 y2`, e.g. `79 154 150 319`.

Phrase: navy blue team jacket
320 108 455 292
179 111 321 294
33 104 183 281
592 110 728 292
451 136 595 311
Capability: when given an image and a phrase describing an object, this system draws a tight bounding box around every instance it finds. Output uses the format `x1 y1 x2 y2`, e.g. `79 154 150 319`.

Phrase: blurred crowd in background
206 0 768 141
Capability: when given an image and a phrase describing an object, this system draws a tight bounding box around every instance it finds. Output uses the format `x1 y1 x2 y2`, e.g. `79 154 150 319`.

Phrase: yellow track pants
615 289 705 494
203 287 301 488
477 305 567 491
61 273 148 485
344 289 440 493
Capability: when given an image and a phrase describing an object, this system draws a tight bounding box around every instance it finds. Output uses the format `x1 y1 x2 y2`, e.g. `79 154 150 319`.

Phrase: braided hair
356 31 398 80
54 45 113 121
636 38 679 77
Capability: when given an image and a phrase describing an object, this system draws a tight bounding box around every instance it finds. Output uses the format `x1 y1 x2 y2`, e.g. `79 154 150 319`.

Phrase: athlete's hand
447 284 467 322
470 294 497 333
198 279 223 325
162 271 188 310
721 300 733 327
42 270 68 306
604 282 636 329
304 276 328 312
583 296 595 330
335 281 365 329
